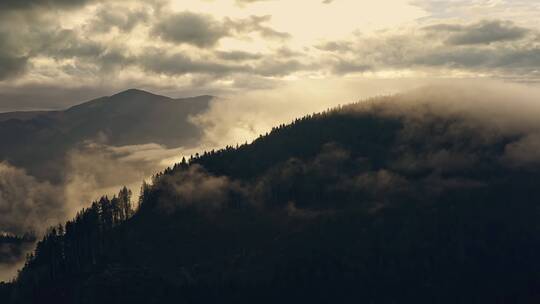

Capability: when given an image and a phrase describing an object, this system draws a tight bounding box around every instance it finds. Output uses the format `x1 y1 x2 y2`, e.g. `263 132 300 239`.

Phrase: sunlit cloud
0 0 540 110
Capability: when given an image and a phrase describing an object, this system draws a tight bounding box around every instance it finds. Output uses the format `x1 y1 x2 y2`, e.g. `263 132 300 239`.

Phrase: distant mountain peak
111 88 169 100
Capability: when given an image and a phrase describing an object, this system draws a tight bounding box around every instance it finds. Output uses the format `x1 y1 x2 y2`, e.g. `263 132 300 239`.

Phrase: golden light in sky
0 0 539 111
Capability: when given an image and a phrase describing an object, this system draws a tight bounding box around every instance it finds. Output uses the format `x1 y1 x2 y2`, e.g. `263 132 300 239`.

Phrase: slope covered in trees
4 96 540 303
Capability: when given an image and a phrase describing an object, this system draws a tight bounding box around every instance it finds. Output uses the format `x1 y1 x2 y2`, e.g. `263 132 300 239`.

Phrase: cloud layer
1 0 540 110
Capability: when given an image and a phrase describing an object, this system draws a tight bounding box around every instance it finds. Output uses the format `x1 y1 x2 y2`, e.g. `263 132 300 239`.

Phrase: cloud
0 0 539 115
424 20 529 45
189 79 384 147
413 46 540 75
0 0 157 84
0 0 94 11
0 130 217 279
156 164 241 213
412 0 540 26
0 0 163 12
153 12 289 48
0 138 191 281
0 137 203 236
0 234 35 282
503 133 540 165
153 11 228 48
225 15 290 40
236 0 336 6
135 47 314 78
0 29 30 80
215 50 263 61
88 5 150 33
0 55 27 81
234 0 273 6
332 60 372 75
351 82 540 171
0 143 162 237
350 170 409 196
0 162 65 236
315 40 353 53
252 58 311 76
0 258 27 282
138 48 250 76
38 29 106 59
318 20 540 80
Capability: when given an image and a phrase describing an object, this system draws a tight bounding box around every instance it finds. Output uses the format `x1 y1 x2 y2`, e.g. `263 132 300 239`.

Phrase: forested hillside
4 97 540 303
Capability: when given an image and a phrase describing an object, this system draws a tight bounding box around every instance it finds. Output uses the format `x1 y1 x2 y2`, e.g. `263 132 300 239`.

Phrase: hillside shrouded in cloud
6 83 540 302
3 0 540 299
4 81 540 271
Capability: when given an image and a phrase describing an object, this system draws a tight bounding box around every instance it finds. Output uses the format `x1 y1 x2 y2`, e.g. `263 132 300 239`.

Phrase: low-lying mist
2 78 540 281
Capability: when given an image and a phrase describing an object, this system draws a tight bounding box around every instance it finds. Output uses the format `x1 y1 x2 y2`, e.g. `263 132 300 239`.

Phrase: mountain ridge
0 89 215 120
0 89 214 182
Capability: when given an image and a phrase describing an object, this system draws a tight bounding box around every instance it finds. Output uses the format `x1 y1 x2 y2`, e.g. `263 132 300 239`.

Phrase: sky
1 0 540 111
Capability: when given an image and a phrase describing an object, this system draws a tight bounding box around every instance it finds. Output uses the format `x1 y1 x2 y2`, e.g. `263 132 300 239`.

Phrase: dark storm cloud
424 20 529 45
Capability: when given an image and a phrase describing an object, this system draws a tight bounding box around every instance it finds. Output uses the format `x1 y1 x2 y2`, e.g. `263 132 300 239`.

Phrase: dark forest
3 98 540 303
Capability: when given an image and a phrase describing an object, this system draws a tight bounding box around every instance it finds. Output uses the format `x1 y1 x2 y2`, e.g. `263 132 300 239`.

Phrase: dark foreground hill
4 94 540 303
0 89 213 182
